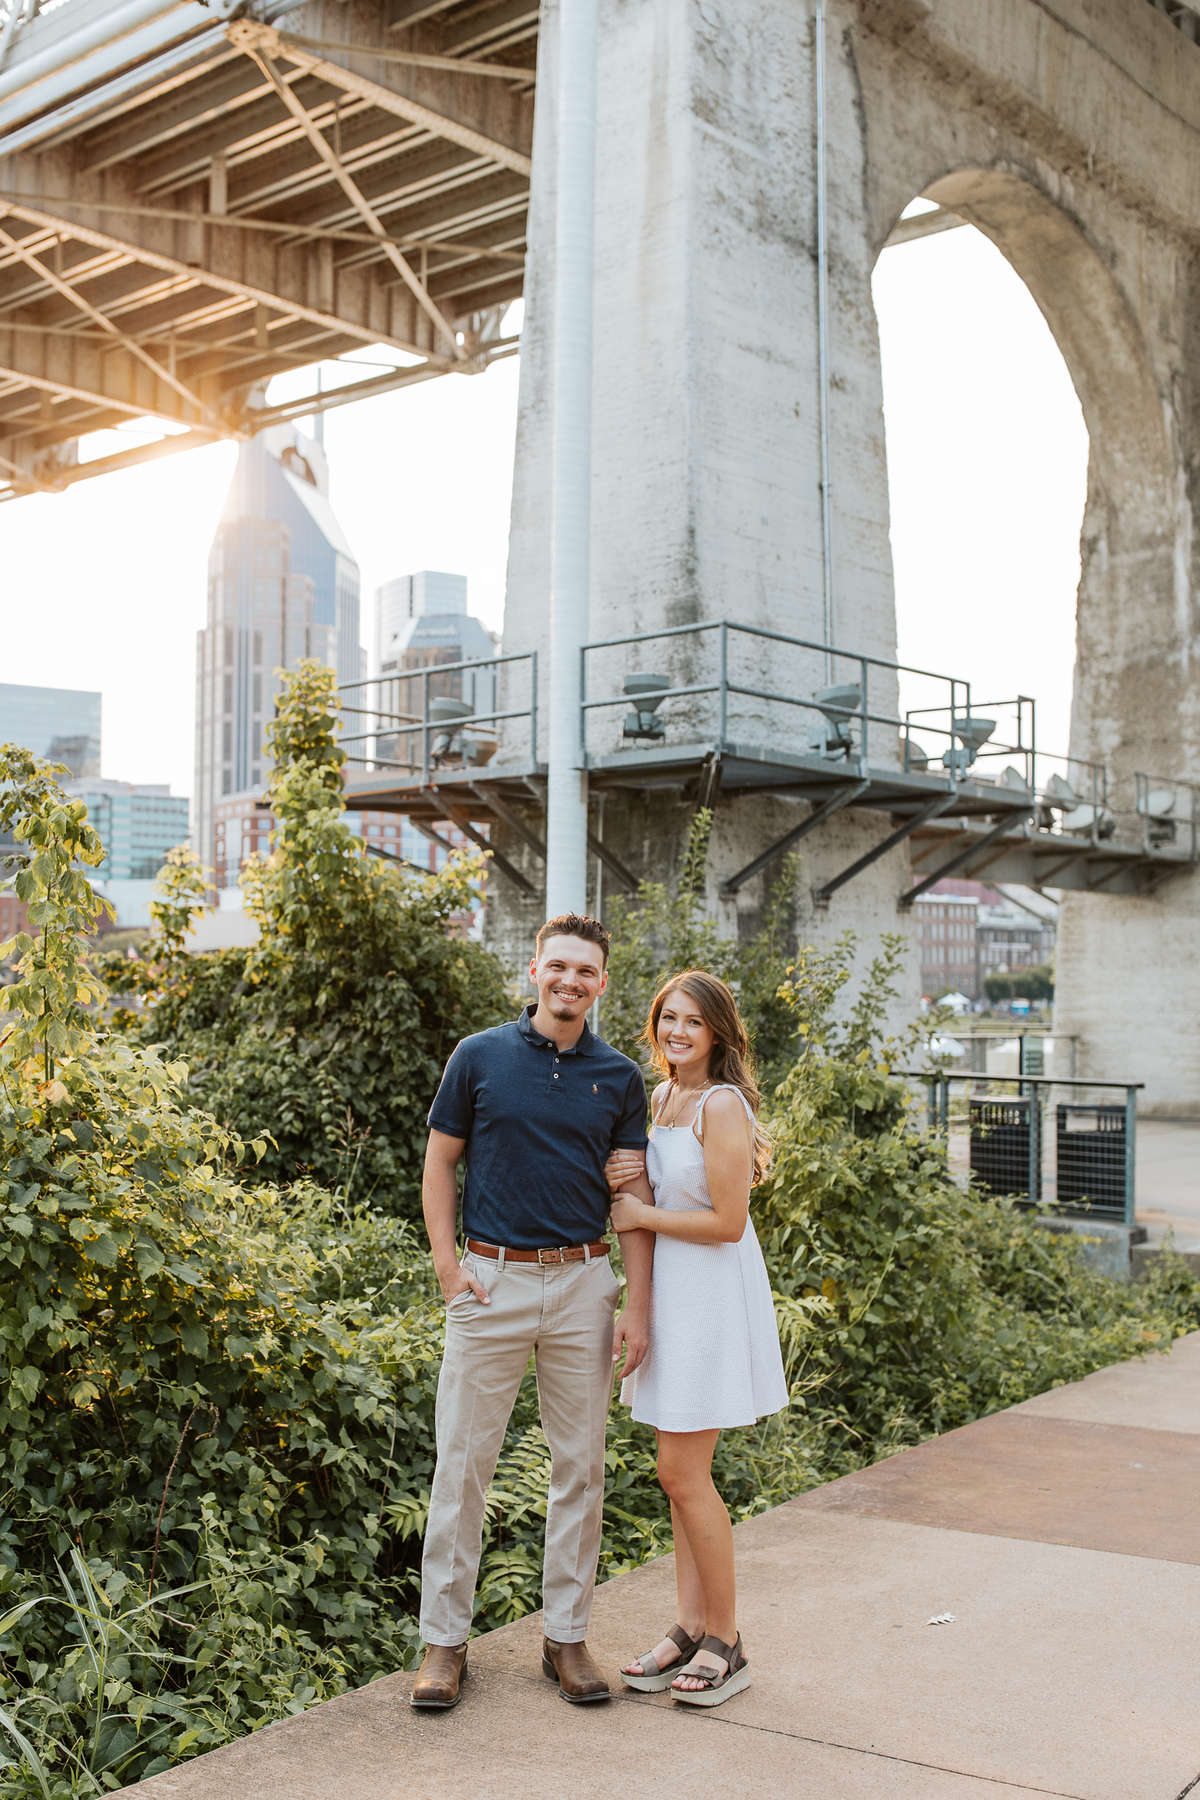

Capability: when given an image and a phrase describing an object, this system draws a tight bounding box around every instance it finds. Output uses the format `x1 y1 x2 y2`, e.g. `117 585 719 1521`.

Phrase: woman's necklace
663 1075 712 1128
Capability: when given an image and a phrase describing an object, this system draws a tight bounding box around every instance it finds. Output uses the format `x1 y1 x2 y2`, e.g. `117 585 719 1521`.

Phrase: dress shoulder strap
651 1079 675 1122
695 1083 756 1124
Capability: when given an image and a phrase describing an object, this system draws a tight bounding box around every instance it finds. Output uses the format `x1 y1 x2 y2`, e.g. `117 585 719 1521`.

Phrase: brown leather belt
465 1238 610 1266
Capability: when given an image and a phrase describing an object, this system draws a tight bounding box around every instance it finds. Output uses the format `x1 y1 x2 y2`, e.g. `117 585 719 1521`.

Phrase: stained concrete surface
124 1334 1200 1800
1136 1121 1200 1259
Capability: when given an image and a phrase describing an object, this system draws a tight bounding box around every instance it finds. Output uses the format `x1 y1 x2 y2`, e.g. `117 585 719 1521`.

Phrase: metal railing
332 622 1200 874
338 650 538 785
906 1070 1142 1225
580 618 1038 790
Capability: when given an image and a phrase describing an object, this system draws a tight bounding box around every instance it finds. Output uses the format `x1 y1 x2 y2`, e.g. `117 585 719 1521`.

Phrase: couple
412 912 787 1711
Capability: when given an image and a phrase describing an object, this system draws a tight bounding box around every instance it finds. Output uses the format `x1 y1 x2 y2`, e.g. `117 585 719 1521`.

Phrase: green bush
101 664 512 1212
1 743 1197 1796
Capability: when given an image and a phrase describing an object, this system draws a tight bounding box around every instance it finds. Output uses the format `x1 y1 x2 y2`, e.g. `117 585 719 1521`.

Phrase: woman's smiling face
657 987 715 1076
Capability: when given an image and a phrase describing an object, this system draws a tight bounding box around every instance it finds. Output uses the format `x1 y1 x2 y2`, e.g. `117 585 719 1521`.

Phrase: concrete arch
873 163 1197 1108
882 166 1181 775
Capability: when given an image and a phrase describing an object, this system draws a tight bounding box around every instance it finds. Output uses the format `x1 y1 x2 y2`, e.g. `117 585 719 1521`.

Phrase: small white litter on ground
927 1613 956 1625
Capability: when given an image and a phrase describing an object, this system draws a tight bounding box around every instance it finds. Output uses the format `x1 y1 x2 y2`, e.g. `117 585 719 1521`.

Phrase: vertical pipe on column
815 0 835 682
545 0 598 916
589 791 605 1036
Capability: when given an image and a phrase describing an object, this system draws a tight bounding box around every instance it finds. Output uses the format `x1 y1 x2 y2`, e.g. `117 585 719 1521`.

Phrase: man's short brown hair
535 914 611 967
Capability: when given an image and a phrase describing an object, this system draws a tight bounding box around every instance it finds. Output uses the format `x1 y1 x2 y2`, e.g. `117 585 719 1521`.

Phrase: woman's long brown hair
641 969 773 1185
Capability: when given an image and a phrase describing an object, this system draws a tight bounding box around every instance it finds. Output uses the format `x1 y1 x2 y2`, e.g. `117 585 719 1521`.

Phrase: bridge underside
0 1 535 496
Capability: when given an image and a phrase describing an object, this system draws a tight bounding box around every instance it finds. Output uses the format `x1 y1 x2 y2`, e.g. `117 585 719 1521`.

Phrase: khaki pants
419 1248 620 1647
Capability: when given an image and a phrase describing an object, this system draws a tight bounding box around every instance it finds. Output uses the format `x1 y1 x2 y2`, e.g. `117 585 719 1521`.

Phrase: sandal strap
634 1625 700 1677
676 1633 746 1689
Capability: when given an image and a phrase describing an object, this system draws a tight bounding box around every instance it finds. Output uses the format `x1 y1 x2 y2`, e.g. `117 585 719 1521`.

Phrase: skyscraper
374 570 468 673
0 682 101 777
370 572 497 771
194 424 362 878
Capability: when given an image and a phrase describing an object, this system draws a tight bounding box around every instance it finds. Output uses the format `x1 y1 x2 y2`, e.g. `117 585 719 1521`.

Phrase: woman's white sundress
620 1084 789 1433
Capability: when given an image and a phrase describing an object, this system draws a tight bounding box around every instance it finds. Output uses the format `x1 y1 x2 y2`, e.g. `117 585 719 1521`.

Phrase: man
411 914 653 1709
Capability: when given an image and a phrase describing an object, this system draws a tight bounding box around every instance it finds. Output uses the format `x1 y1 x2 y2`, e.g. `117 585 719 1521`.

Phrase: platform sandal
619 1624 705 1692
670 1633 751 1707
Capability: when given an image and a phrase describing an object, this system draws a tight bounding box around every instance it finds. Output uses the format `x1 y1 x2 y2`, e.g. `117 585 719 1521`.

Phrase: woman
605 970 787 1707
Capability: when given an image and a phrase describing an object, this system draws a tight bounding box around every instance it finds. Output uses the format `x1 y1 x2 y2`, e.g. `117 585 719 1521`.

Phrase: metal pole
1124 1085 1137 1227
545 0 598 916
815 0 835 682
589 790 604 1036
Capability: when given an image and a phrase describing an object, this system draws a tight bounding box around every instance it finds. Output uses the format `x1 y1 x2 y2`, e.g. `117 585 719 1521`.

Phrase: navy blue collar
518 1003 596 1057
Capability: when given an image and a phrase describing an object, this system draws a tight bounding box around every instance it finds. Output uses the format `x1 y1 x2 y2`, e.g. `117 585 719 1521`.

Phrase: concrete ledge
1133 1241 1200 1280
1035 1215 1143 1280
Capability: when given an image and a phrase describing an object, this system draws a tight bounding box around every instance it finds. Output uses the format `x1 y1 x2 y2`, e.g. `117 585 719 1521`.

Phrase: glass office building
64 779 190 881
0 682 101 776
194 424 362 882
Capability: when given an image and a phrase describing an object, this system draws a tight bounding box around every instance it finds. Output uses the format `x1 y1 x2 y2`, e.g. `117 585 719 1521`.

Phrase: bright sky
0 222 1088 800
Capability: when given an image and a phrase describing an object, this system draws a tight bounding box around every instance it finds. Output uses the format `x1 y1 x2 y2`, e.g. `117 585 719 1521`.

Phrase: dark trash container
970 1096 1039 1203
1055 1105 1127 1220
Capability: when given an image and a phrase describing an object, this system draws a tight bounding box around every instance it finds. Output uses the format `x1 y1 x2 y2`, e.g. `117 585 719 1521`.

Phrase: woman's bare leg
656 1429 738 1687
621 1434 707 1676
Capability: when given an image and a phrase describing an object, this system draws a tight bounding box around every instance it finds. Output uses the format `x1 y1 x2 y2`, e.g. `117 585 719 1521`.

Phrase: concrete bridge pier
494 0 921 1024
495 0 1200 1108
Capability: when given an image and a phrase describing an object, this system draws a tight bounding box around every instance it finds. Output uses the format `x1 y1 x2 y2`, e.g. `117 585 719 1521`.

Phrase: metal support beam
586 830 637 893
363 840 430 875
235 23 533 175
0 217 221 429
695 750 723 814
0 193 526 263
0 445 55 492
408 817 460 855
720 780 870 898
470 784 547 859
899 808 1034 907
230 35 466 360
280 32 536 86
440 807 538 896
815 794 958 905
0 199 448 364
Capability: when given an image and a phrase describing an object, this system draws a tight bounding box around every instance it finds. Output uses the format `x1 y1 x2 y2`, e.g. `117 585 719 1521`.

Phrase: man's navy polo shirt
427 1005 649 1250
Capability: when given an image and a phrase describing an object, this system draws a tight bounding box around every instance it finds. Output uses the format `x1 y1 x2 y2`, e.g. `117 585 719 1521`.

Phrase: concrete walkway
127 1336 1200 1800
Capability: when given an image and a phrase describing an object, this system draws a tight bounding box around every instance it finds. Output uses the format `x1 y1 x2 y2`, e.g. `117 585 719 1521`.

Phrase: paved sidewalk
126 1336 1200 1800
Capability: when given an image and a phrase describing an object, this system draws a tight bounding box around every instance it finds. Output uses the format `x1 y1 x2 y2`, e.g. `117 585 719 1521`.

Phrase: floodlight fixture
622 671 669 740
1138 787 1176 818
808 682 861 761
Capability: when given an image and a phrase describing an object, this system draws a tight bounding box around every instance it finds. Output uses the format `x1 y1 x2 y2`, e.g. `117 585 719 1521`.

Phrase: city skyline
193 423 362 881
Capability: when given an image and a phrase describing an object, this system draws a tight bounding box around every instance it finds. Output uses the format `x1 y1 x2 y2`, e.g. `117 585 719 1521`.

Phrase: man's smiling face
529 934 609 1023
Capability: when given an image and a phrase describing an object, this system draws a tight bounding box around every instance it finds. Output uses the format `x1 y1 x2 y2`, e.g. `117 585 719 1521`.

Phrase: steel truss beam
719 779 870 898
0 216 219 428
229 34 465 359
461 783 638 893
0 192 525 263
814 794 958 905
281 33 535 83
900 809 1035 906
0 199 452 362
438 803 537 895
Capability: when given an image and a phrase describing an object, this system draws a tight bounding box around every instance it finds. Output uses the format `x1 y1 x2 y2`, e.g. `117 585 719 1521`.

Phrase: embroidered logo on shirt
593 1084 598 1094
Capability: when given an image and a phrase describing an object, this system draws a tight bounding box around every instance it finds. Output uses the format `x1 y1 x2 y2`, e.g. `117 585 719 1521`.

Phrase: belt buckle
537 1246 565 1266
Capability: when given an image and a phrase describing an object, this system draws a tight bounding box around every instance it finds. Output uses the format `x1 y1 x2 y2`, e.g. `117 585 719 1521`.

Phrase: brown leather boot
542 1637 611 1704
410 1642 468 1709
